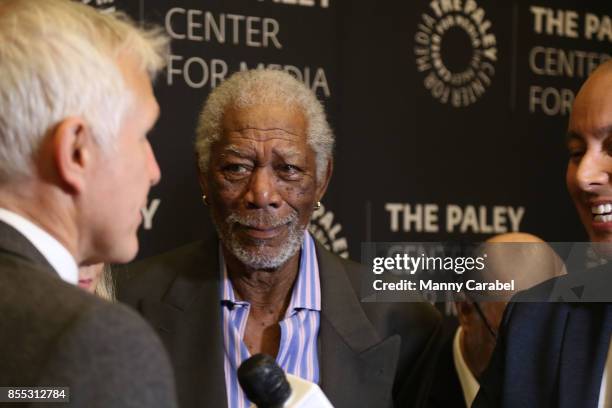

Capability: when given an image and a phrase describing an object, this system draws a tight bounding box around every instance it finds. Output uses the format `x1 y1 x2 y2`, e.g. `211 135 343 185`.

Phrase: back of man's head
0 0 168 182
0 0 170 265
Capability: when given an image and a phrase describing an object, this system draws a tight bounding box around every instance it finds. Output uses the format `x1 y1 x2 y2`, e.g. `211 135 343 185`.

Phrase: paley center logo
414 0 498 108
309 202 349 259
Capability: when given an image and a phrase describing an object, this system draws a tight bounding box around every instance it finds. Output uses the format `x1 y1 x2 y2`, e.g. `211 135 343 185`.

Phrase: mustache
225 210 298 229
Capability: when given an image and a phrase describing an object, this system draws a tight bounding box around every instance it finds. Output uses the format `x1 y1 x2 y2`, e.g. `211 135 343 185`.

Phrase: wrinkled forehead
214 132 311 162
221 104 307 139
212 104 311 157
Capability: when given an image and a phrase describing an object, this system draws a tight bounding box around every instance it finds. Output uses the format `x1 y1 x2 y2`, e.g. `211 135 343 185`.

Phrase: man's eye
223 164 251 176
567 140 585 163
568 149 584 163
603 138 612 157
277 164 302 179
283 164 298 172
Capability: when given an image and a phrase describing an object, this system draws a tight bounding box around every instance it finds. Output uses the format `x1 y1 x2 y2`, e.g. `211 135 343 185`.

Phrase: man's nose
244 167 281 209
575 150 611 192
147 141 161 186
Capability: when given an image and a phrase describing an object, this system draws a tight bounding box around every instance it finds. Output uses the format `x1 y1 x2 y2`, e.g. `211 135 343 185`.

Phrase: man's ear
52 117 93 194
195 155 209 196
315 157 333 202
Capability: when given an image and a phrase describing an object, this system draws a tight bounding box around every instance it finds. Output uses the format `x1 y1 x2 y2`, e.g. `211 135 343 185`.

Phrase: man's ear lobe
194 153 209 194
52 117 93 193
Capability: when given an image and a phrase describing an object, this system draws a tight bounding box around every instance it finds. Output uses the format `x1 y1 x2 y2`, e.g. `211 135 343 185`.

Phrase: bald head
570 60 612 136
482 233 565 290
486 232 545 244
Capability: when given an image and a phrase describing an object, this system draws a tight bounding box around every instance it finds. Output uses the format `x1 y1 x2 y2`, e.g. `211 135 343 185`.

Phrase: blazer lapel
559 303 612 408
316 242 400 407
140 239 227 408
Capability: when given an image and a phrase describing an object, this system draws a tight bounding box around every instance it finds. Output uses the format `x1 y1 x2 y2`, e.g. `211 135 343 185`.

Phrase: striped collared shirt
220 231 321 408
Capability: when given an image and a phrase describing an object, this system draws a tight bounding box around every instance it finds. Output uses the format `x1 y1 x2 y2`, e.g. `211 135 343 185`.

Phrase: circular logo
309 202 349 259
414 0 497 107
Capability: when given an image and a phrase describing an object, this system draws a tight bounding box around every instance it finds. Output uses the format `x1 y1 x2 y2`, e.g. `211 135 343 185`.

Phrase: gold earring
202 195 209 206
314 201 321 210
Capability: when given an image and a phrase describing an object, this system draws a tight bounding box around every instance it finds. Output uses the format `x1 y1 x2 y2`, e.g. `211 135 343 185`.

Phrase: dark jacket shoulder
0 253 177 407
116 238 216 304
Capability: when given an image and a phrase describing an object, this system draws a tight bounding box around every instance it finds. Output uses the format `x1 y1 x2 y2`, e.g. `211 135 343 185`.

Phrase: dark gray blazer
0 221 178 408
117 235 442 408
473 264 612 408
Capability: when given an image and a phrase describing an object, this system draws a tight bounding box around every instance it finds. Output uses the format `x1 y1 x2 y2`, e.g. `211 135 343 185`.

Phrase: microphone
237 354 334 408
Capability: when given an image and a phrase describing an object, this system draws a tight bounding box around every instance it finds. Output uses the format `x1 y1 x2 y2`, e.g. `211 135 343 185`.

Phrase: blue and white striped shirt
220 231 321 408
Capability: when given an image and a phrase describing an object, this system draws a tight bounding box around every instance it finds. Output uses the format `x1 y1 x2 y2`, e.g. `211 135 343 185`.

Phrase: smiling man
567 64 612 246
118 69 442 408
473 62 612 407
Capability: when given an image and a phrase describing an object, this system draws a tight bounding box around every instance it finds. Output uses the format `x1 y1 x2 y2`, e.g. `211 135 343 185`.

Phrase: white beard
212 209 304 269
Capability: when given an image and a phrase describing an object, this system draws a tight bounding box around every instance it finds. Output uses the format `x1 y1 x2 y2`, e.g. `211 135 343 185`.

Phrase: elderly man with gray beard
117 69 441 408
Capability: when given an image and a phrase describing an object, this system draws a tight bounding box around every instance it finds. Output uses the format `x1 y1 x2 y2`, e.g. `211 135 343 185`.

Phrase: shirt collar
0 208 78 285
220 230 321 313
453 326 481 408
286 231 321 314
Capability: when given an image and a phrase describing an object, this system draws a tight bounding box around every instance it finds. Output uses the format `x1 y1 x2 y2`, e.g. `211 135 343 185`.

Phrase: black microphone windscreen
237 353 292 408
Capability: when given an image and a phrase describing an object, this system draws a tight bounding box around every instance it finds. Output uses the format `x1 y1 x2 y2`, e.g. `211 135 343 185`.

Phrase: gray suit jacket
117 235 442 408
0 221 178 408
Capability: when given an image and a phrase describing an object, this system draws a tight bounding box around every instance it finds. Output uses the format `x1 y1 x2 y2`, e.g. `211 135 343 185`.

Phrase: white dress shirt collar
453 327 481 408
0 208 78 285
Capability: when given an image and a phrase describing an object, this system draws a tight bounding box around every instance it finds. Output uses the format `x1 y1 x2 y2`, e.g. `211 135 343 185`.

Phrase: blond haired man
0 1 176 406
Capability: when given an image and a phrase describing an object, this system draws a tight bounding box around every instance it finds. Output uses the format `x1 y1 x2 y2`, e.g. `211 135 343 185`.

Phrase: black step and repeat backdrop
83 0 611 269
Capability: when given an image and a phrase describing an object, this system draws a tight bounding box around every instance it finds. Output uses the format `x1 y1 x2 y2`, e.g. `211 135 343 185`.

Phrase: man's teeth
594 214 612 223
591 203 612 215
592 204 612 222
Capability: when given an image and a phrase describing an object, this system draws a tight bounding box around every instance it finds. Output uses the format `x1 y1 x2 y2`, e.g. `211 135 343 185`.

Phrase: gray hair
0 0 169 182
195 69 334 182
